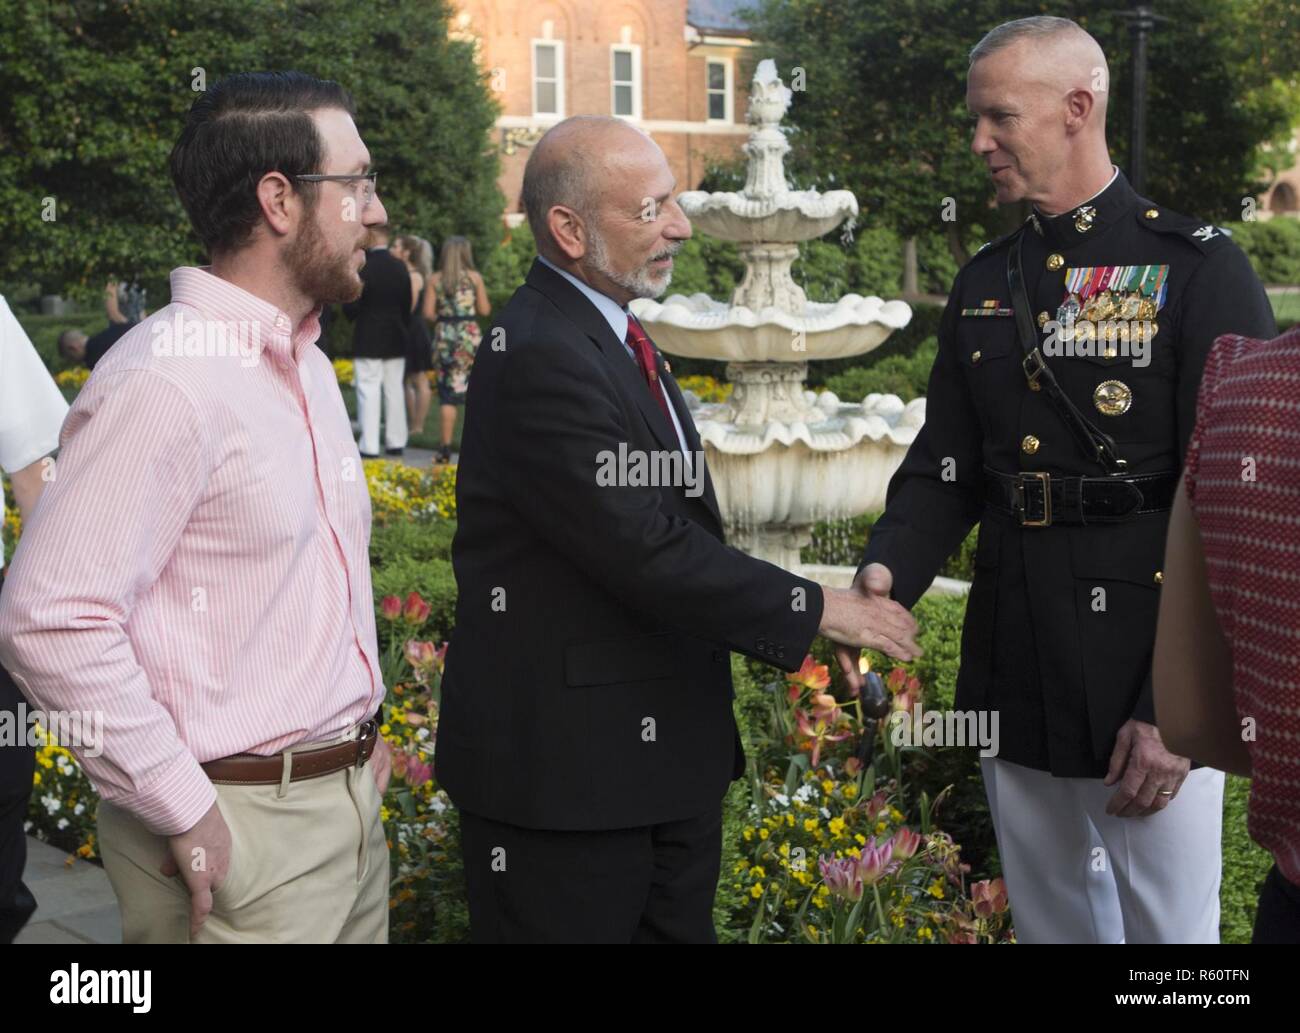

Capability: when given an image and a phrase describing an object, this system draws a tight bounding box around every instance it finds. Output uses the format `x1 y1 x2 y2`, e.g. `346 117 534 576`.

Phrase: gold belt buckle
1017 471 1052 527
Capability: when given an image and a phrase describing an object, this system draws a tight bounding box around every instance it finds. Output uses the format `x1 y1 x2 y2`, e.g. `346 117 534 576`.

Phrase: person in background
57 280 148 371
427 235 489 465
392 234 434 438
0 292 70 943
345 225 410 458
1154 323 1300 945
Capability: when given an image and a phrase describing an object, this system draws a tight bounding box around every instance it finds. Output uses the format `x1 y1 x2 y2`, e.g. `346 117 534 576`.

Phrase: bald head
519 115 691 306
522 115 658 254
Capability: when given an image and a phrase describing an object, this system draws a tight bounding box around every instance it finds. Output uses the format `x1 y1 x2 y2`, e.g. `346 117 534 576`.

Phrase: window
706 58 732 122
533 40 564 118
611 45 641 120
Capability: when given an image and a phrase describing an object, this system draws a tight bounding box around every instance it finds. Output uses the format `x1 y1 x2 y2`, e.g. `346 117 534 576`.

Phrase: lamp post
1117 4 1169 195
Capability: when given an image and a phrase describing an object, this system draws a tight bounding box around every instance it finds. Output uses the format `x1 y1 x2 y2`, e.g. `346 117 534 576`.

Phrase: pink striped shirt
0 267 383 835
1185 326 1300 887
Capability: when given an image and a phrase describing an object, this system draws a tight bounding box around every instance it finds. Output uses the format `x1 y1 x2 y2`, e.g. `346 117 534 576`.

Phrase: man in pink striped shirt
0 71 393 943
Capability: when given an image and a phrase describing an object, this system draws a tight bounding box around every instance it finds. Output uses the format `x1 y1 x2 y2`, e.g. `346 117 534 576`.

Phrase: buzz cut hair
969 15 1088 67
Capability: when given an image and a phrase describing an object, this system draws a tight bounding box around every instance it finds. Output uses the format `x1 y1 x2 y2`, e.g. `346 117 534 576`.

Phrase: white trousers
980 757 1224 944
354 357 407 455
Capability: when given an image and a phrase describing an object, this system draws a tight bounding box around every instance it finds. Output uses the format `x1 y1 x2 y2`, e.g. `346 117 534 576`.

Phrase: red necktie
625 314 672 423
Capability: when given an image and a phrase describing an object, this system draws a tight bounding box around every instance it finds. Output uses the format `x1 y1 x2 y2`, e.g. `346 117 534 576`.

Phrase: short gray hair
969 15 1086 67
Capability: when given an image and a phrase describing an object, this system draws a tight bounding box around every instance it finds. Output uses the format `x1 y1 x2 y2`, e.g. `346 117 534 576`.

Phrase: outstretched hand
819 564 919 690
832 563 906 694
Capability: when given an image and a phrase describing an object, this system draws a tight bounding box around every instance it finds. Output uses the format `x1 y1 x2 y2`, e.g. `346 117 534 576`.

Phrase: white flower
42 794 60 814
73 803 85 816
772 793 790 808
57 818 69 830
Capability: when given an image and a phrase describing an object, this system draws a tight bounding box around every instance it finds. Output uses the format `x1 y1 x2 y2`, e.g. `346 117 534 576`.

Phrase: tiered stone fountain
632 59 924 580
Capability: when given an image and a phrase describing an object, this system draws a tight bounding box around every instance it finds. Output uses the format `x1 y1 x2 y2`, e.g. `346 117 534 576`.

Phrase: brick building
448 0 757 224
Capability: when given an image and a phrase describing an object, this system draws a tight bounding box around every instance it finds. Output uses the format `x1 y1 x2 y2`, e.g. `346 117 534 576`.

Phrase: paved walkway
15 836 121 943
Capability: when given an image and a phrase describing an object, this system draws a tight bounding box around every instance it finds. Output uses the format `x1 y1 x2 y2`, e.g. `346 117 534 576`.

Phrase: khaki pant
97 736 389 944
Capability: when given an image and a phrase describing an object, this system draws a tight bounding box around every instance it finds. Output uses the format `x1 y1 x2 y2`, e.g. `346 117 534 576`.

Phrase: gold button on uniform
1046 253 1064 271
971 350 982 364
1144 208 1160 219
1021 434 1040 455
1154 571 1164 585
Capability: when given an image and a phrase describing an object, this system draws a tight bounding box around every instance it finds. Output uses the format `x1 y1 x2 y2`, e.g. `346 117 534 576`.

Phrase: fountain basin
686 392 923 568
678 189 859 243
633 293 912 363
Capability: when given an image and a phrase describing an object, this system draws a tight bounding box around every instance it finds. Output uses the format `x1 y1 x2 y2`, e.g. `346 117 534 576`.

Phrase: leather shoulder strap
1007 231 1126 475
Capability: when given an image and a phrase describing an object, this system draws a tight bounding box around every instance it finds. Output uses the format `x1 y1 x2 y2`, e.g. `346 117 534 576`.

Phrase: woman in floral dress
424 236 490 464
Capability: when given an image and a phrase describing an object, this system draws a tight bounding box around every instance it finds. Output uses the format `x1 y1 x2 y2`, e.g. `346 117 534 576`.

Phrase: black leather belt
984 467 1178 527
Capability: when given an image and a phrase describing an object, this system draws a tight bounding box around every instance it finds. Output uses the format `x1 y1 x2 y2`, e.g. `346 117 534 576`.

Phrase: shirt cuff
113 751 218 837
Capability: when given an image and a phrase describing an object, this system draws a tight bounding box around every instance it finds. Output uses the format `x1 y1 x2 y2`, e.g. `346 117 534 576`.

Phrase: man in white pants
843 15 1271 944
345 225 409 457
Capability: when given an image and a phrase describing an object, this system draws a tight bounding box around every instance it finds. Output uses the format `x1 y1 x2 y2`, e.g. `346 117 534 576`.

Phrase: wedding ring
1157 789 1175 796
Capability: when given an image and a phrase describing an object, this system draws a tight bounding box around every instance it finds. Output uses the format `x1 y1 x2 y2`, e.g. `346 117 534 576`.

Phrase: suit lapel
525 259 680 455
658 361 724 532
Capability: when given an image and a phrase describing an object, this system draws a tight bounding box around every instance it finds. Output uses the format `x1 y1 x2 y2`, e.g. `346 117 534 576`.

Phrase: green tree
0 0 502 303
746 0 1300 266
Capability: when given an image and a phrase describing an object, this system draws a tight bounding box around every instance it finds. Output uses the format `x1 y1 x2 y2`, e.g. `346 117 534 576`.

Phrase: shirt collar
537 254 630 344
168 266 322 366
1030 166 1137 249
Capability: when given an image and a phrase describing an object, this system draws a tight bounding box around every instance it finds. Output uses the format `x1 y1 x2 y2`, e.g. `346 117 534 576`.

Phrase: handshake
817 563 915 694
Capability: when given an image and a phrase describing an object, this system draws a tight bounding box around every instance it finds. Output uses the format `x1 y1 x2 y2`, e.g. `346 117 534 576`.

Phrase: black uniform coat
861 170 1275 777
436 258 824 830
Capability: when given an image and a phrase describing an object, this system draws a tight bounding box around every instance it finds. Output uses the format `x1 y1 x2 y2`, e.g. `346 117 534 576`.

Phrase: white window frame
532 39 565 120
705 57 733 124
610 44 642 121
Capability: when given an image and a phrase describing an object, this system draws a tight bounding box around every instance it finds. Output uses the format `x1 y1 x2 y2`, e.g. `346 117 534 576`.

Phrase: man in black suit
436 115 921 944
344 225 410 457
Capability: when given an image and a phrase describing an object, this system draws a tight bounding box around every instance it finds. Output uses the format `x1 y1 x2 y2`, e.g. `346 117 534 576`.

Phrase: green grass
1269 289 1300 329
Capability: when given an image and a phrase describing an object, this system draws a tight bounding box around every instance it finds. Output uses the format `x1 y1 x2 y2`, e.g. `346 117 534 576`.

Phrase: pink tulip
405 639 436 668
381 595 402 621
403 591 431 624
891 827 923 860
971 877 1009 918
819 855 864 902
855 839 894 886
405 758 433 787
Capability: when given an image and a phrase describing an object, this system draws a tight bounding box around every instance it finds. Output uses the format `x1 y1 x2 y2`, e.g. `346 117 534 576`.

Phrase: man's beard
587 225 679 299
285 205 362 305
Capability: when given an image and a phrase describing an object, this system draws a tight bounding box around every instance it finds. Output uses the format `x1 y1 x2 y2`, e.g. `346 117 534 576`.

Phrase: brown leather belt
200 719 379 786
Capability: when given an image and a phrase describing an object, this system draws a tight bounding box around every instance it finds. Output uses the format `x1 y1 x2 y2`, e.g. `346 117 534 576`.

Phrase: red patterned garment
1184 325 1300 885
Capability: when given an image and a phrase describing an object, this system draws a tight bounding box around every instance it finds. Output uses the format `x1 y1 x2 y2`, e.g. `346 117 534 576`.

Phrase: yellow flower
821 779 835 794
828 817 847 838
875 820 887 835
803 818 819 833
758 827 769 840
750 866 766 880
743 826 754 842
778 842 791 857
890 807 904 822
749 883 764 899
918 926 934 941
843 783 858 799
927 880 945 899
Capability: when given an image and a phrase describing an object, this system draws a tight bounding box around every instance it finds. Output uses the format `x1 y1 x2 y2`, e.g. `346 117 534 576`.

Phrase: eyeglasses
292 171 378 207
